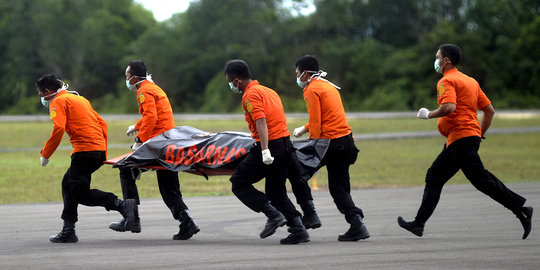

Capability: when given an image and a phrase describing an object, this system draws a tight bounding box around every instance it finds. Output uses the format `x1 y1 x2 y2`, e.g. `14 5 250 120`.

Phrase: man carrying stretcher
109 60 200 240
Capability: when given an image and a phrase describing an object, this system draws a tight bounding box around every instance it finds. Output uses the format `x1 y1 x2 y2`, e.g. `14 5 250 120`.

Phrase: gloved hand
126 125 138 136
261 149 274 165
293 126 307 138
40 156 49 167
131 142 142 151
416 108 430 119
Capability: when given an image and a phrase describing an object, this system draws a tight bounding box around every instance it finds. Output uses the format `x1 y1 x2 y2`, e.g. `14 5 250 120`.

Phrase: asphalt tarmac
1 182 538 270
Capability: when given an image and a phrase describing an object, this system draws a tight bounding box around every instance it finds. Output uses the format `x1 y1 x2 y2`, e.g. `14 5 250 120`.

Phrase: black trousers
119 167 188 220
415 136 526 224
61 151 118 222
287 151 313 204
321 134 364 222
290 179 313 204
230 137 301 221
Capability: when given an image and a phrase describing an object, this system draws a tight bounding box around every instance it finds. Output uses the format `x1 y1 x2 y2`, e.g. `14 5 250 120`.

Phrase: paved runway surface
1 183 538 270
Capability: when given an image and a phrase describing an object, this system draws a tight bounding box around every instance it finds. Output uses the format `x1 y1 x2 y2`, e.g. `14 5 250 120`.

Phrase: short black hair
295 55 319 73
35 74 62 93
439 44 461 65
128 60 147 77
224 59 251 79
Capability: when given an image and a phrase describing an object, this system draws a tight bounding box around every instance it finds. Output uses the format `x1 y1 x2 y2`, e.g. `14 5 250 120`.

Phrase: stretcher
104 151 237 177
104 126 329 181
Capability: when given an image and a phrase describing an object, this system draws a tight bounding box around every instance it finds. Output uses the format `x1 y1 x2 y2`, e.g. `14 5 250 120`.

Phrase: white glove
417 108 430 119
131 142 142 151
40 156 49 167
126 125 138 136
293 126 307 138
261 149 274 165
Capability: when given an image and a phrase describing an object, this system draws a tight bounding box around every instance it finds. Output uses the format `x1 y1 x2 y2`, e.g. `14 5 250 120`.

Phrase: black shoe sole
280 237 310 245
49 235 78 243
337 234 370 241
521 207 533 240
173 226 200 240
109 223 127 232
303 215 322 229
397 216 423 237
109 221 141 233
260 218 287 238
304 222 322 229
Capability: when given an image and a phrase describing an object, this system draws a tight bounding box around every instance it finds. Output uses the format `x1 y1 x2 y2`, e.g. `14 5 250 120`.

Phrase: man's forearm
480 105 495 136
429 103 456 118
255 118 269 149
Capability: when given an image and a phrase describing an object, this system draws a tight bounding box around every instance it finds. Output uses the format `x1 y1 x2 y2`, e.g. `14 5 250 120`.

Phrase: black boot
397 216 424 237
109 217 141 233
516 206 533 239
173 210 200 240
49 220 78 243
280 216 310 244
259 202 287 238
338 214 370 241
299 200 321 229
109 199 140 233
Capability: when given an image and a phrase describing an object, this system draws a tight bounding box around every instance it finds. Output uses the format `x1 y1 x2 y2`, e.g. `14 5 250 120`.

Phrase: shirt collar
243 80 259 95
443 67 458 76
136 80 152 93
140 80 152 87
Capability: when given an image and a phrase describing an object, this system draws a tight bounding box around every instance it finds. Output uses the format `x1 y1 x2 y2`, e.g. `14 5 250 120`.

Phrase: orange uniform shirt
436 68 491 146
242 80 290 141
303 79 351 139
41 90 108 159
134 80 175 142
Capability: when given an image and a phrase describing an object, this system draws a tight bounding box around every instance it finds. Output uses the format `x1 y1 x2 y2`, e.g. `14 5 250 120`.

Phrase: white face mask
126 77 137 91
126 76 145 91
40 91 58 108
228 81 241 94
298 70 342 90
434 58 447 74
41 97 50 108
296 71 308 89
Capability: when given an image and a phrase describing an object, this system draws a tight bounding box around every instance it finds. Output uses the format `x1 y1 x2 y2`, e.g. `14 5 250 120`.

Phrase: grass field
1 115 539 204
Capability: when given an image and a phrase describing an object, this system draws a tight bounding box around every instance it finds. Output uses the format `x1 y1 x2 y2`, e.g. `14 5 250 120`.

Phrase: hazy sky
134 0 315 22
134 0 191 21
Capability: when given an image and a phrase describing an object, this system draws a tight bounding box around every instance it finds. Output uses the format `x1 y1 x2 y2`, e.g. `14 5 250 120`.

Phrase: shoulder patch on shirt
49 108 56 119
245 102 253 113
138 94 145 104
437 83 445 97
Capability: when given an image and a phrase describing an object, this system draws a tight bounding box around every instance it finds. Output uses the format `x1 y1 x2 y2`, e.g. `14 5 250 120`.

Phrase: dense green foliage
0 0 538 114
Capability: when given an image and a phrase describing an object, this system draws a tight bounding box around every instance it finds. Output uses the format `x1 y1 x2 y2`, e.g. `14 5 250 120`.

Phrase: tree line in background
0 0 538 115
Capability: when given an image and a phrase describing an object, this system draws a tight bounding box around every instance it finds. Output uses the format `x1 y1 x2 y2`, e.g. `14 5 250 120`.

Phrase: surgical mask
126 75 146 91
297 70 341 90
434 58 445 74
40 91 59 108
126 78 137 91
296 71 308 89
41 97 50 108
228 81 240 94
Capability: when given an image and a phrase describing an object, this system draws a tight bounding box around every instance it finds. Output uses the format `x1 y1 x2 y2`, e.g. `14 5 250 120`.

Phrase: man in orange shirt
109 60 200 240
225 59 309 244
398 44 532 239
37 74 136 243
293 55 369 241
